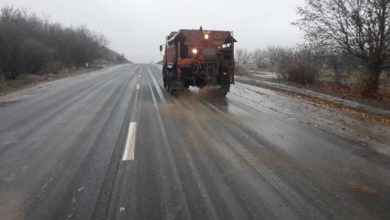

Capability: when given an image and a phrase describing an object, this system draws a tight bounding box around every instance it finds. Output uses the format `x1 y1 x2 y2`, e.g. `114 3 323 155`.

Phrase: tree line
237 0 390 97
0 7 128 80
236 46 361 85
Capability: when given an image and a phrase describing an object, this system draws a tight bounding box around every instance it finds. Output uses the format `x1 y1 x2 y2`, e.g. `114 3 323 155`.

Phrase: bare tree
252 48 267 68
244 49 253 64
235 48 250 64
294 0 390 96
287 47 323 84
267 46 294 78
235 48 243 64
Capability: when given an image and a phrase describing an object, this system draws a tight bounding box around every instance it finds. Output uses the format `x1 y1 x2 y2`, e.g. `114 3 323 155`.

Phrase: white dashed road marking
122 122 137 161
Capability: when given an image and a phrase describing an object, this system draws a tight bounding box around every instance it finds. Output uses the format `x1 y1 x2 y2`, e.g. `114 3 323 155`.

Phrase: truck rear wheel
220 89 228 97
163 70 168 88
166 69 178 95
167 82 176 95
220 85 230 97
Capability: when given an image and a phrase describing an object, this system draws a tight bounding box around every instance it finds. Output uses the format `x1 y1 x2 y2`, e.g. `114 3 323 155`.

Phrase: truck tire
163 65 168 88
220 85 230 97
220 89 228 97
167 82 176 95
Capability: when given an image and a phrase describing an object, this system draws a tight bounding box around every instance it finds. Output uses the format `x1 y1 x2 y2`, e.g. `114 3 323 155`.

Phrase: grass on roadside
0 68 98 95
0 74 48 94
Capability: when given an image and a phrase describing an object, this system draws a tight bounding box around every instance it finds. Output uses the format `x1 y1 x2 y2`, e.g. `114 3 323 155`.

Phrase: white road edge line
148 68 166 103
122 122 137 161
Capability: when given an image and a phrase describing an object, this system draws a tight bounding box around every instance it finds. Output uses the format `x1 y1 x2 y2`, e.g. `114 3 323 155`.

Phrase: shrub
287 60 319 85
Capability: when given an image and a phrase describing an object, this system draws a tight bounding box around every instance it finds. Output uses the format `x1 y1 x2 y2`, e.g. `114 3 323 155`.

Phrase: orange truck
160 27 237 95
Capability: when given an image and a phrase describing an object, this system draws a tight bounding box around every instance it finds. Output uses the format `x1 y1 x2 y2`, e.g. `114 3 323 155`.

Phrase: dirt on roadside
279 89 390 125
301 82 390 111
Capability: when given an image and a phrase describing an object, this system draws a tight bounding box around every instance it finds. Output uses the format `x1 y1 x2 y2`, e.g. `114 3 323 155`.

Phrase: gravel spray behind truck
160 27 237 96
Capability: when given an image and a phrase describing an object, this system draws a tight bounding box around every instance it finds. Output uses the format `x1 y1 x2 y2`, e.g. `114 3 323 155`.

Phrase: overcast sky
1 0 305 63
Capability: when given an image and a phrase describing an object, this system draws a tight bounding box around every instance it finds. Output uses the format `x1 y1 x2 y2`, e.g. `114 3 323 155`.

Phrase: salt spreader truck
160 27 237 96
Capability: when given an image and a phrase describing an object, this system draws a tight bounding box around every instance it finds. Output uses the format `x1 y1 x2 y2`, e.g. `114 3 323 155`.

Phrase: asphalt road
0 64 389 220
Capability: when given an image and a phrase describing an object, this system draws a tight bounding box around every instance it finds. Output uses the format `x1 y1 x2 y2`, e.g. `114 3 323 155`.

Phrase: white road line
122 122 137 161
147 80 192 217
148 68 166 103
136 83 140 90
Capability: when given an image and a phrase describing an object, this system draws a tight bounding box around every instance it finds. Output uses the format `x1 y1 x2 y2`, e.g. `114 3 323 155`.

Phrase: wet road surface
0 64 389 220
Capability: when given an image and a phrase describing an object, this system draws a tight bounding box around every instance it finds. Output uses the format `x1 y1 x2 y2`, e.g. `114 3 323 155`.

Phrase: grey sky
2 0 305 63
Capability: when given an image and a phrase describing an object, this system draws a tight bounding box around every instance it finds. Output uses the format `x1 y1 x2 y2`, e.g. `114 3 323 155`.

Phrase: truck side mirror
159 45 163 52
